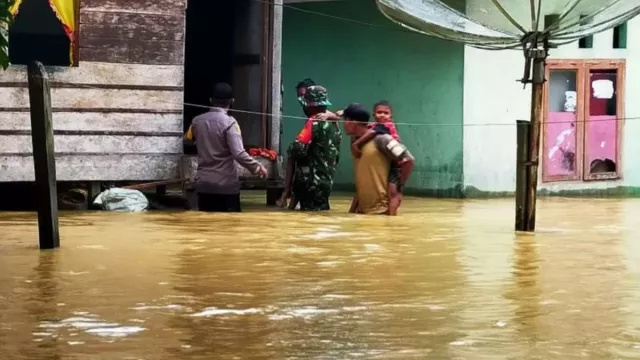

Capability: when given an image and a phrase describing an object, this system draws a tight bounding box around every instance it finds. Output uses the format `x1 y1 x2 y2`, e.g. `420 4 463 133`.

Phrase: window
8 0 79 66
578 16 594 49
542 60 625 183
544 14 559 49
613 22 627 49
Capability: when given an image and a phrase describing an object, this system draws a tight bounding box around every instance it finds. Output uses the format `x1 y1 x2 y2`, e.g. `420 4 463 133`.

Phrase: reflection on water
2 193 640 359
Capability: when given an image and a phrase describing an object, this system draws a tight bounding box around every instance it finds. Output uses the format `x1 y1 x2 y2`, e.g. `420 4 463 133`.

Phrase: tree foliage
0 0 14 70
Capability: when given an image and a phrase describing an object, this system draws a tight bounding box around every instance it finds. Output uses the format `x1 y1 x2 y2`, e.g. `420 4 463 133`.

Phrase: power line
253 0 413 35
25 76 632 128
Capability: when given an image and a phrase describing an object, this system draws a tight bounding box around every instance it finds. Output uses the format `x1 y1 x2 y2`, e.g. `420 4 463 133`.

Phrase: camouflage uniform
288 86 342 211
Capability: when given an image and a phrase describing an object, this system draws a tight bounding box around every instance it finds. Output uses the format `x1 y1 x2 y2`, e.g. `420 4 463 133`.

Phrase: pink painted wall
544 112 577 177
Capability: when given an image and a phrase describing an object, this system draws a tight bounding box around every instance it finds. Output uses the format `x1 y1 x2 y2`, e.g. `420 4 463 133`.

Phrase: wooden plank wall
0 0 186 182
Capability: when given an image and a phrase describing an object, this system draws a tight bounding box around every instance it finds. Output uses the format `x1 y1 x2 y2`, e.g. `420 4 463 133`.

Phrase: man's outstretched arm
226 121 267 177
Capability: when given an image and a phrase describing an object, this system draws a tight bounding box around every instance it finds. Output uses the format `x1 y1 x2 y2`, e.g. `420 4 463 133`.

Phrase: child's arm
351 129 376 158
353 123 390 149
353 130 376 149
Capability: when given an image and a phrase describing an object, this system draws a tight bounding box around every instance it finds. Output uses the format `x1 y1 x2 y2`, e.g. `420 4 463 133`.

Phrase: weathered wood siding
80 0 185 65
0 0 185 182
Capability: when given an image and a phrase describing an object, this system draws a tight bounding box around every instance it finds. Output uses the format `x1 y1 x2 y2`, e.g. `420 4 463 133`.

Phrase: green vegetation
0 0 13 70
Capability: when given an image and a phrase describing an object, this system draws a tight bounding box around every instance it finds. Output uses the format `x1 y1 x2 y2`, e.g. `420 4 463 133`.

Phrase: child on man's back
350 100 404 212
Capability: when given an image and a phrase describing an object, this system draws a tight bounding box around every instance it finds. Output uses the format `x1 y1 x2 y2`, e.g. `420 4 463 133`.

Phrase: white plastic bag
93 188 149 212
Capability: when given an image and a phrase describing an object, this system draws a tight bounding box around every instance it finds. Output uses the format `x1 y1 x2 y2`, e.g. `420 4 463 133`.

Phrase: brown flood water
2 192 640 359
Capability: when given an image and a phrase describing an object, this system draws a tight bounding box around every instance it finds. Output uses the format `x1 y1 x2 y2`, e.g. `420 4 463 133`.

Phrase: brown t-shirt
354 140 390 215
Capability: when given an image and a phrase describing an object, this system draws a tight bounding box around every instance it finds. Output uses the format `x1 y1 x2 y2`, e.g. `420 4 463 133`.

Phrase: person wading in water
278 85 342 211
277 82 341 209
343 103 414 215
186 82 267 212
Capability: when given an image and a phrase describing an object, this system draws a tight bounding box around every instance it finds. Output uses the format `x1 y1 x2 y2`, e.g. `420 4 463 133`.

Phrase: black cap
212 82 233 100
343 103 370 123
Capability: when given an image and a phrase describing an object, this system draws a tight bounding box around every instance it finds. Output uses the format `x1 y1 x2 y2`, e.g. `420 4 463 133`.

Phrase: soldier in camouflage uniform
286 85 342 211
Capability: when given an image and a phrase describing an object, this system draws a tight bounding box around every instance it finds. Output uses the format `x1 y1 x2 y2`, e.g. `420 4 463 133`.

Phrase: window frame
541 60 586 183
72 0 80 67
582 59 625 181
541 59 625 183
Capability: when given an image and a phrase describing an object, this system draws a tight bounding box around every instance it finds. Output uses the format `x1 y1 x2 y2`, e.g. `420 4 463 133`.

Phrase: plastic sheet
93 188 149 212
375 0 640 49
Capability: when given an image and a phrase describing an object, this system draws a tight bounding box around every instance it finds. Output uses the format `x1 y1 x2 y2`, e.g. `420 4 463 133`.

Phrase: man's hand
317 110 341 121
351 143 362 158
316 112 329 120
256 164 268 179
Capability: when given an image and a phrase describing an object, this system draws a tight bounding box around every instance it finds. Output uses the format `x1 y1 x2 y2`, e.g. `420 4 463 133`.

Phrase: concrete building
463 4 635 196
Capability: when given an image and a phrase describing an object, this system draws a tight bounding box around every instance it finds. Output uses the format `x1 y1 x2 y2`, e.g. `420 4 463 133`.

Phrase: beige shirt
354 140 390 215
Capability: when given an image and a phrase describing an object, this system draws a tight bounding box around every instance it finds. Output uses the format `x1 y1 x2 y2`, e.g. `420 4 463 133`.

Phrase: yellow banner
9 0 23 15
48 0 76 65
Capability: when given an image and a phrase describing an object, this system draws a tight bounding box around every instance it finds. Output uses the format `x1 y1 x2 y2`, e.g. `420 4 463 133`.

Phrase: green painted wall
281 0 465 196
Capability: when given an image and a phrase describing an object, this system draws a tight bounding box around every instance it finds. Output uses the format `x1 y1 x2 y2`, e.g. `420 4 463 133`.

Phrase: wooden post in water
523 52 547 232
515 120 530 231
28 61 60 249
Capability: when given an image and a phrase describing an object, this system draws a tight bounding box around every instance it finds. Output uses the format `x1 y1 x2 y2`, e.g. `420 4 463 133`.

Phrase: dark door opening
183 0 235 155
183 0 271 155
9 0 71 66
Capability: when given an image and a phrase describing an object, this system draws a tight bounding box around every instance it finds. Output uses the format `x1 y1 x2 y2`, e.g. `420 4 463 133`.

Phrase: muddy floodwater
2 192 640 359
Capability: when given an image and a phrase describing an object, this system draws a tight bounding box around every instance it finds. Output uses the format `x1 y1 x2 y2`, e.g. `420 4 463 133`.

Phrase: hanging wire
20 76 637 128
252 0 426 37
253 0 524 50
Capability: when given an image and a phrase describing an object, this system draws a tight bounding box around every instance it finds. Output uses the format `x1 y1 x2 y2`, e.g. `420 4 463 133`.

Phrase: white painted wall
463 16 640 194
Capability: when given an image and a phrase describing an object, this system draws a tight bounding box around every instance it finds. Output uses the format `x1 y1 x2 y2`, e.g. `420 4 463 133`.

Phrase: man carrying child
344 102 414 215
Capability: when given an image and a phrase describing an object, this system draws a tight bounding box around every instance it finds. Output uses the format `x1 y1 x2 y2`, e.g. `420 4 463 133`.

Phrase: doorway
183 0 272 155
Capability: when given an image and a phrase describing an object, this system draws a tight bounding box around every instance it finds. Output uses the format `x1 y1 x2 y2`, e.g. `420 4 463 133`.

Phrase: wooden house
0 0 284 201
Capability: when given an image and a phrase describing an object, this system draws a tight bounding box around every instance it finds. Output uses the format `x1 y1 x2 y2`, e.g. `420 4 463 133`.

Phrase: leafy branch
0 0 14 70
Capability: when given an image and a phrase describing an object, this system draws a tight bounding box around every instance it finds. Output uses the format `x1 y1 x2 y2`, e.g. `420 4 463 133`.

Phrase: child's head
373 100 392 123
296 78 316 98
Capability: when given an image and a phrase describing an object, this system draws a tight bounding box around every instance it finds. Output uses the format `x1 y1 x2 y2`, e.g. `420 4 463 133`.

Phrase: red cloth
296 118 314 144
248 148 277 161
